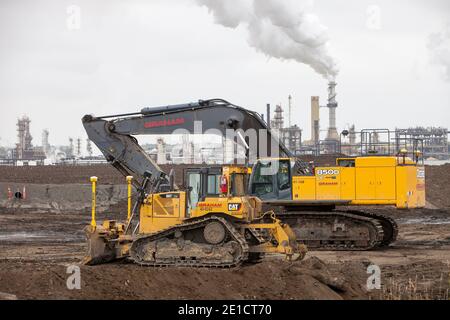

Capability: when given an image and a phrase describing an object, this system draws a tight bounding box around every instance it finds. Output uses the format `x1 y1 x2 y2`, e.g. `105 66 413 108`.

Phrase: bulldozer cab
249 159 293 200
184 167 222 215
184 166 251 215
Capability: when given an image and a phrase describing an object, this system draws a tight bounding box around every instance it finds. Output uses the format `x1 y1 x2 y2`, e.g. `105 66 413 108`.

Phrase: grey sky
0 0 449 148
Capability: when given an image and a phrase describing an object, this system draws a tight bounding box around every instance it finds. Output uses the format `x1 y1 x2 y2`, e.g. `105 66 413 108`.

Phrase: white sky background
0 0 449 148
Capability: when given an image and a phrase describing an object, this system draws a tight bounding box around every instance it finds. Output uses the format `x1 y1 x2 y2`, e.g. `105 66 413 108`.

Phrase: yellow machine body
139 192 187 234
139 192 262 234
138 166 260 234
292 156 425 209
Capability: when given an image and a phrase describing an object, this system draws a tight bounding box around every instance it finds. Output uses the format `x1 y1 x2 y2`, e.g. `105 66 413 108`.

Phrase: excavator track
130 216 249 268
277 209 397 251
339 209 399 248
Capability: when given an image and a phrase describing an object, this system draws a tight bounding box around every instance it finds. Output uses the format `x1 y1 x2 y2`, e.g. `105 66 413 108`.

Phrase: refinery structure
0 116 105 166
265 81 449 161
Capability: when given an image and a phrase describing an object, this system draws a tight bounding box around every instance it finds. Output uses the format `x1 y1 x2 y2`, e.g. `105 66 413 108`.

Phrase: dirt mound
0 165 122 185
0 257 369 300
426 164 450 208
0 183 127 214
0 210 370 300
0 164 200 186
0 210 371 300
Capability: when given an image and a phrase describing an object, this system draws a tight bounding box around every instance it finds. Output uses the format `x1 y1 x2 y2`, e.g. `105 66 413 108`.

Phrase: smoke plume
427 24 450 81
196 0 339 79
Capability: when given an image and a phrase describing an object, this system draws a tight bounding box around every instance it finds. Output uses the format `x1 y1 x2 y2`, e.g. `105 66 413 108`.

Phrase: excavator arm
82 113 168 191
82 98 293 190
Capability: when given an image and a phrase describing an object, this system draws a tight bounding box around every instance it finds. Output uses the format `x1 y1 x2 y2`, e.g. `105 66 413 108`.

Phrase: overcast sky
0 0 449 149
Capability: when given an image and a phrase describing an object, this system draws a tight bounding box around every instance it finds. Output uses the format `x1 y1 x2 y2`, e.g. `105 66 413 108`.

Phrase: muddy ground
0 164 200 186
0 164 449 300
423 164 450 208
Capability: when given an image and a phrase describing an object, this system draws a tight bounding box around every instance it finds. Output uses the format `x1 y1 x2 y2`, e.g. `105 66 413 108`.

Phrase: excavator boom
83 99 293 186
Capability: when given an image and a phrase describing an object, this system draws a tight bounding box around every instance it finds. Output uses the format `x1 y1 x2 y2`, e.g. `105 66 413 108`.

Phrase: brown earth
424 164 450 208
0 164 123 185
0 164 200 186
0 163 450 300
0 257 369 300
1 208 449 300
315 207 450 300
0 211 369 300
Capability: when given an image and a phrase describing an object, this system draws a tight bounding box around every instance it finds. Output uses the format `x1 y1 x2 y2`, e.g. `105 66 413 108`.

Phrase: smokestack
266 104 271 129
311 97 320 144
69 138 74 157
157 138 167 164
42 129 50 156
288 95 292 128
349 125 356 145
86 139 93 157
76 138 82 157
326 81 339 141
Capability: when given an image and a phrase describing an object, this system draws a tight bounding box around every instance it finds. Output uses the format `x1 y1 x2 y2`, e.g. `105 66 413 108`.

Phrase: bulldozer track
278 209 394 251
130 216 249 268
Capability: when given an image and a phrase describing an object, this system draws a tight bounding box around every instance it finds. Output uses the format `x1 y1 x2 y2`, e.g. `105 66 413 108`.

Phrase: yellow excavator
82 112 306 267
248 154 425 250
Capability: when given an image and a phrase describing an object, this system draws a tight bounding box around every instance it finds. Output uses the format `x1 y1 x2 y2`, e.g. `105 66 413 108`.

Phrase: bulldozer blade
280 222 308 261
82 225 117 266
293 243 308 261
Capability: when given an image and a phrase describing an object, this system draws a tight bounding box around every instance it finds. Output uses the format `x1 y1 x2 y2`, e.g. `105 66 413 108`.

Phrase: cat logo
228 203 241 212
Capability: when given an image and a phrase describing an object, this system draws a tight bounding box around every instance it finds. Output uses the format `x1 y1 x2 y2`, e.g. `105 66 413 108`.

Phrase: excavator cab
249 159 293 201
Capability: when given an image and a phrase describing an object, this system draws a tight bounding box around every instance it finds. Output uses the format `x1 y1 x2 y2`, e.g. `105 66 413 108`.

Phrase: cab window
207 174 221 195
251 161 274 196
277 160 291 190
337 159 355 167
187 172 201 210
231 173 247 196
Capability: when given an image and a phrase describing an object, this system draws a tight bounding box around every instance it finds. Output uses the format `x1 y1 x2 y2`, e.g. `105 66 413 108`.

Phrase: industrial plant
264 82 449 161
0 117 105 166
1 82 449 167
